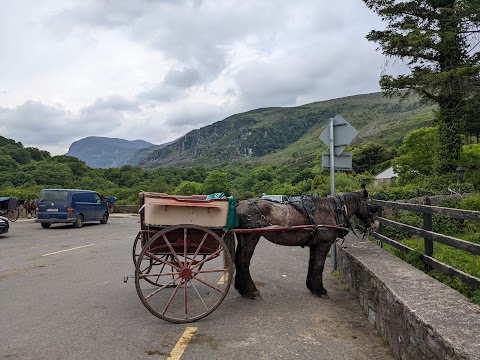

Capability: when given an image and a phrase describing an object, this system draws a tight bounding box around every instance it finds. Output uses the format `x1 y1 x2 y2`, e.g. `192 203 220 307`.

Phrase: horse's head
351 187 379 232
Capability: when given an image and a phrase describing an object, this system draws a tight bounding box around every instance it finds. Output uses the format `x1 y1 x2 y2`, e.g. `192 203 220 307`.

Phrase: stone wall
336 236 480 360
14 204 141 218
113 205 140 213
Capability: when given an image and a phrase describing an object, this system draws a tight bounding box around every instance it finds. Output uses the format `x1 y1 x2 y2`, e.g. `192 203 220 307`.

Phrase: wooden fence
371 198 480 289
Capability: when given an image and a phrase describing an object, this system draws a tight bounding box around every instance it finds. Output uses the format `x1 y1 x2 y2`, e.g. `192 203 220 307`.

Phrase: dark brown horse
234 189 378 299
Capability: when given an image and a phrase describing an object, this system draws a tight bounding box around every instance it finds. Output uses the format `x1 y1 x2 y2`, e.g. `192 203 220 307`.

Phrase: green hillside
140 92 435 168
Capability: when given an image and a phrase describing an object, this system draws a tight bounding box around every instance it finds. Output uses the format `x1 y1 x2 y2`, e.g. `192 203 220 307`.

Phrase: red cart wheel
133 231 207 288
133 231 178 287
135 224 233 323
132 231 143 265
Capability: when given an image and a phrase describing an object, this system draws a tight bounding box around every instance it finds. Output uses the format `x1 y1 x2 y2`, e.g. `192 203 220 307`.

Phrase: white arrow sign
319 114 358 155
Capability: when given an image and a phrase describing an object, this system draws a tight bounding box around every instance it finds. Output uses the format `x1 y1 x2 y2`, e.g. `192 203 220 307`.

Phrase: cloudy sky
0 0 395 155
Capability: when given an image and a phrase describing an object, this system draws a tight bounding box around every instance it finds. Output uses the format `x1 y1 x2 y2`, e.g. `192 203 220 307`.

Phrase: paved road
0 216 394 360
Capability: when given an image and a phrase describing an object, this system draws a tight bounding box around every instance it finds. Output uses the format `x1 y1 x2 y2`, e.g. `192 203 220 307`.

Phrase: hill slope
139 92 435 168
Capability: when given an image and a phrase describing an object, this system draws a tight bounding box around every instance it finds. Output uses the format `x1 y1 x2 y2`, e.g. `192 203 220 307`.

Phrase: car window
39 190 69 202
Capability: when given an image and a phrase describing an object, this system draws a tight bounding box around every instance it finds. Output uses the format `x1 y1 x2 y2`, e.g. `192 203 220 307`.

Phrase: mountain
65 92 435 169
138 92 435 168
65 137 156 168
125 139 177 166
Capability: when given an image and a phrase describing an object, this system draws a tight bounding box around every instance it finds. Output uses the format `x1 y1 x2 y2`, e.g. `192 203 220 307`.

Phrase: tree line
1 128 479 205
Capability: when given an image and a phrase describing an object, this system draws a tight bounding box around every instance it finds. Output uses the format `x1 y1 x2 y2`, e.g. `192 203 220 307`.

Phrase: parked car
0 215 9 234
261 194 288 203
36 189 109 228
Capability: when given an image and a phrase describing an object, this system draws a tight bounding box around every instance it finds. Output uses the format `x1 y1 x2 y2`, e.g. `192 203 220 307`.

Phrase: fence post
377 206 383 248
423 197 433 271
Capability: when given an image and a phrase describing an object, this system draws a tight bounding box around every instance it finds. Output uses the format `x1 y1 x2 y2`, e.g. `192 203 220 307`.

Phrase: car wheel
100 213 108 224
73 215 84 228
41 223 51 229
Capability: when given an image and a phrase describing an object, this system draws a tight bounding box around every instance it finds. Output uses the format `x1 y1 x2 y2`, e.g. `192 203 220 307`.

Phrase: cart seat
140 192 230 228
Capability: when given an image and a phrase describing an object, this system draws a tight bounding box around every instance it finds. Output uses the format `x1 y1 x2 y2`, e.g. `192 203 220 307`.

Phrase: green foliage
243 114 322 157
393 127 438 182
472 290 480 305
460 195 480 212
202 171 230 195
174 181 203 195
465 93 480 141
364 0 480 173
373 183 434 201
352 142 397 173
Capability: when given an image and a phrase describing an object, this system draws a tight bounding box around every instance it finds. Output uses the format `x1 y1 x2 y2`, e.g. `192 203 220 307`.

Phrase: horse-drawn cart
0 197 19 222
129 190 377 323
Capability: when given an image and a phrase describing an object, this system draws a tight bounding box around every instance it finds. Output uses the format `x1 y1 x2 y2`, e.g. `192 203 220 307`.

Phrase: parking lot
0 216 393 360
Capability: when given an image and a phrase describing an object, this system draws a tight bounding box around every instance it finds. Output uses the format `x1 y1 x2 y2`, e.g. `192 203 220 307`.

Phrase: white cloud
0 0 396 155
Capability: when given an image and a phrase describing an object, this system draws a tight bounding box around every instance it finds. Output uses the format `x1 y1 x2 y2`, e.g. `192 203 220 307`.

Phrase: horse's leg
306 239 335 298
234 233 261 299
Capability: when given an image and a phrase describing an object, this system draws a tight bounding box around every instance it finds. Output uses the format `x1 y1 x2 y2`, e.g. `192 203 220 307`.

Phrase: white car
261 195 288 203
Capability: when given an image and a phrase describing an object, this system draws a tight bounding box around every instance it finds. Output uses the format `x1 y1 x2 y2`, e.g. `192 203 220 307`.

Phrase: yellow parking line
167 327 197 360
42 244 95 257
217 274 228 284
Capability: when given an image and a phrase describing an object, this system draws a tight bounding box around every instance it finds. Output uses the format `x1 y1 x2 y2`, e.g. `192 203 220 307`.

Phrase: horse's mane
341 191 364 208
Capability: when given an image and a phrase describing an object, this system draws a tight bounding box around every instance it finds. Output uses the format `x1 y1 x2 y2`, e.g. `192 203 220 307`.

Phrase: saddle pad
287 194 318 224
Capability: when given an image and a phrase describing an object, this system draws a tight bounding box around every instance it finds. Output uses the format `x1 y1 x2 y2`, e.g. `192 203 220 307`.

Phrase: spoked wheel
133 231 206 288
135 224 233 323
7 209 19 222
132 231 143 266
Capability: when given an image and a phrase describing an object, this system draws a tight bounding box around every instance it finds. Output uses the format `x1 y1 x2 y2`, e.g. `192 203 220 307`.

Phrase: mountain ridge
139 92 434 168
65 92 435 169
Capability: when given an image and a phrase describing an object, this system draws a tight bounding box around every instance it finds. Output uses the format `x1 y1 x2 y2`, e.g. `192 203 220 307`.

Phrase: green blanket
206 193 239 230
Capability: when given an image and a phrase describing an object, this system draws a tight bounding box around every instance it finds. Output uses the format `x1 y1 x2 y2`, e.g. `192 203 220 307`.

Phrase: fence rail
371 198 480 289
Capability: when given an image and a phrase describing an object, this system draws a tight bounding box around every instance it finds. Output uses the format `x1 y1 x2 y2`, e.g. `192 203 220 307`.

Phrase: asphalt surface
0 215 394 360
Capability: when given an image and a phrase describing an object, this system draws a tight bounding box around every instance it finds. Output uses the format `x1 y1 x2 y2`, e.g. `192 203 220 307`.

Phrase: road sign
319 114 358 155
319 114 358 271
321 152 352 170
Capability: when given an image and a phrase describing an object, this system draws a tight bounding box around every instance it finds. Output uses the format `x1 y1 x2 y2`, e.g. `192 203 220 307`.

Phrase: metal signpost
319 114 358 269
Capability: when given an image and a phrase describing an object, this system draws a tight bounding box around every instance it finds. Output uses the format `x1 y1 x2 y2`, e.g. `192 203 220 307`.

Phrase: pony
234 188 378 299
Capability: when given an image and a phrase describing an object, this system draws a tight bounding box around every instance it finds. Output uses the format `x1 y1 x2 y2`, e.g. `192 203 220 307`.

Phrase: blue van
36 189 109 228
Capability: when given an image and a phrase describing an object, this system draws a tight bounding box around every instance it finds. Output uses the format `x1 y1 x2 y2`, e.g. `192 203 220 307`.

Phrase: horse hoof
319 293 330 299
242 291 261 300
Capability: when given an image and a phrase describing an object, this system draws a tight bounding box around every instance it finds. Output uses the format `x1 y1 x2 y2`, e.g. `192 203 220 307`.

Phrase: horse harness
244 195 351 247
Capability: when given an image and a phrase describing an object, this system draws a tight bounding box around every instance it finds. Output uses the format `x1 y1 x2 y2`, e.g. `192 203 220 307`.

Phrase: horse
234 188 378 299
23 199 37 218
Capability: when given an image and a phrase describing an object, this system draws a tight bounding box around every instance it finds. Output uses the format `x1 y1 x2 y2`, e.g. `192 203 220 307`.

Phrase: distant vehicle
0 197 19 222
261 194 288 203
36 189 109 229
0 215 9 234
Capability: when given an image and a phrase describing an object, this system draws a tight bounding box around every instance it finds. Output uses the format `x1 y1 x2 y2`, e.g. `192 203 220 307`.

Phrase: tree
393 127 439 182
202 171 230 195
174 181 203 195
364 0 480 173
465 92 480 142
352 142 397 173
